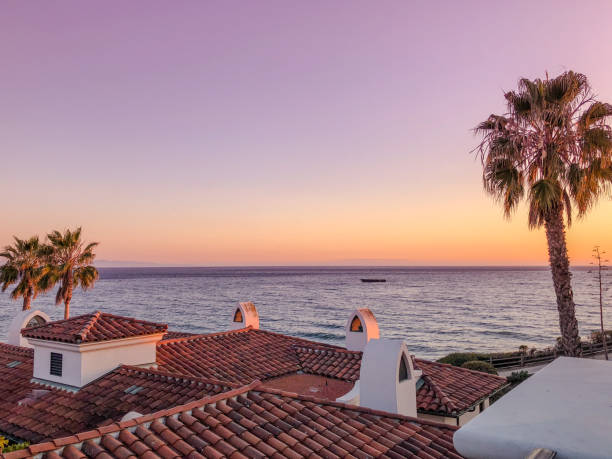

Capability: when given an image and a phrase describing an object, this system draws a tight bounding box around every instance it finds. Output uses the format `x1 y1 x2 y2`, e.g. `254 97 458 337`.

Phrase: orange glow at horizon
3 182 610 266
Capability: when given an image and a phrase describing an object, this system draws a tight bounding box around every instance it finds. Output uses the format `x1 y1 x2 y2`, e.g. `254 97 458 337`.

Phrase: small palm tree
0 236 45 311
474 71 612 357
42 228 99 319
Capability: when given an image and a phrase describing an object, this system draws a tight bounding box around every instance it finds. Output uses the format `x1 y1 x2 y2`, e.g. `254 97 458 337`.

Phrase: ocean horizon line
93 264 589 269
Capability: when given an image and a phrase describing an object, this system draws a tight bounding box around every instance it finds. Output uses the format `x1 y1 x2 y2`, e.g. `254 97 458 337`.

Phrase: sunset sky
2 1 612 266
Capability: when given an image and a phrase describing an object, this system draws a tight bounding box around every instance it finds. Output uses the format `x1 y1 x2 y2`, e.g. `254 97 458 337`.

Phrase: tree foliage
461 360 498 375
475 71 612 228
40 227 99 319
0 236 45 310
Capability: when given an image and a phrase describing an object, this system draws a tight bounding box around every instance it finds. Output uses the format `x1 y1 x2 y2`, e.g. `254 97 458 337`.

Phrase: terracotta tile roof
294 346 362 382
414 359 508 415
21 312 168 344
0 344 39 413
261 373 355 401
156 328 350 384
157 328 505 415
162 330 196 340
0 365 235 444
3 383 463 459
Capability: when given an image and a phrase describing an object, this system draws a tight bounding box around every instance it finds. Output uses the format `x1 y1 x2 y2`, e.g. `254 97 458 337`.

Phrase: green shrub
590 330 612 344
506 370 530 384
490 370 532 404
2 441 29 453
437 352 490 367
461 360 498 375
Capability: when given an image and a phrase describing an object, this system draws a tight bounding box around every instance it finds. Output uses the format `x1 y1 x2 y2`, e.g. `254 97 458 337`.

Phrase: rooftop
0 308 509 457
156 327 505 416
0 351 235 443
2 382 463 459
21 312 168 344
156 328 361 385
0 319 507 445
414 359 507 415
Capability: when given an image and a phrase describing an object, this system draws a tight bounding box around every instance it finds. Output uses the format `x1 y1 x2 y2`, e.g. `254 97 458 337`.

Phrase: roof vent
7 309 51 348
120 411 143 422
230 302 259 330
18 389 51 406
345 308 379 351
124 385 145 395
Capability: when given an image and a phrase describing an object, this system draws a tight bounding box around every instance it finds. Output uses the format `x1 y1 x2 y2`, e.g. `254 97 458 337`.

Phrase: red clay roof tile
21 312 167 344
0 365 234 444
3 384 463 458
414 358 507 415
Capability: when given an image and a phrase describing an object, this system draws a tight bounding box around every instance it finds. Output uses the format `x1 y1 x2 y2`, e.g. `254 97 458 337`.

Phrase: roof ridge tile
77 311 102 342
157 327 253 346
117 365 241 389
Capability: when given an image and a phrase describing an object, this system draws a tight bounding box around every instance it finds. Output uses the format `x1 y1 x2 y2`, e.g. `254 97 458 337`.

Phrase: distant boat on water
360 278 386 283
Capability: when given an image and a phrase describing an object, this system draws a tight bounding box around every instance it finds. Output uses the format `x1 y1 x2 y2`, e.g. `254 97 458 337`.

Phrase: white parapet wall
230 301 260 330
28 333 165 389
7 309 52 348
359 338 421 417
454 357 612 459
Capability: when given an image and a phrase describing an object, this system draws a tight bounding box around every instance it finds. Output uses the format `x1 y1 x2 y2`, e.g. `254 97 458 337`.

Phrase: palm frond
474 70 612 230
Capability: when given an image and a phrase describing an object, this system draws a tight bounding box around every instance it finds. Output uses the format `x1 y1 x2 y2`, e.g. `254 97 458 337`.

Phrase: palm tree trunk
64 296 71 320
23 294 32 311
544 206 581 357
64 275 73 320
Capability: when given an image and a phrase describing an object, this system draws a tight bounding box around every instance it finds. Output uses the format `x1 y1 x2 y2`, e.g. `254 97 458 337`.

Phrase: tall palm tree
42 228 99 319
474 71 612 357
0 236 45 311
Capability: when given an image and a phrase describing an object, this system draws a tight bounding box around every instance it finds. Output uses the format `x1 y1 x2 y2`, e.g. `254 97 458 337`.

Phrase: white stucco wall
31 340 82 387
336 380 360 405
458 406 480 426
454 357 612 459
29 333 163 388
418 413 458 426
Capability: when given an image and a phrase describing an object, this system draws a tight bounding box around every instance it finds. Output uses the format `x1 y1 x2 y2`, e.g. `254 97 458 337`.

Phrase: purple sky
2 1 612 265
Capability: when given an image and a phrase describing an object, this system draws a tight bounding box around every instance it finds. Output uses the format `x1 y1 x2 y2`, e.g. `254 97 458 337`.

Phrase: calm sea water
0 267 608 360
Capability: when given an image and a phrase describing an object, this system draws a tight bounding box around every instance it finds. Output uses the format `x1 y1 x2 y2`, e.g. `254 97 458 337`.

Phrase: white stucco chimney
230 301 260 330
7 309 51 348
345 308 380 351
358 339 421 417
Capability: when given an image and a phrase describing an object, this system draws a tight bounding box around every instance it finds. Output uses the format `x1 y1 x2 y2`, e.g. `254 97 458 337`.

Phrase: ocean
0 266 607 360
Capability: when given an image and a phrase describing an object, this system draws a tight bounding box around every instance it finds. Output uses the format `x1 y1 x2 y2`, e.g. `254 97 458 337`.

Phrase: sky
1 1 612 266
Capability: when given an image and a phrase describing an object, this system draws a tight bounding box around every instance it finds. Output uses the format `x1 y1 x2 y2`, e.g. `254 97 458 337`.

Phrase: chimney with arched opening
358 338 421 417
345 308 380 351
230 302 260 330
7 309 52 348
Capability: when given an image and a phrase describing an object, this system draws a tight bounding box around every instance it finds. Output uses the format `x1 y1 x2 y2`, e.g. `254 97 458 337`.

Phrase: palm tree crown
42 227 99 319
0 236 45 310
475 71 612 227
475 71 612 356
